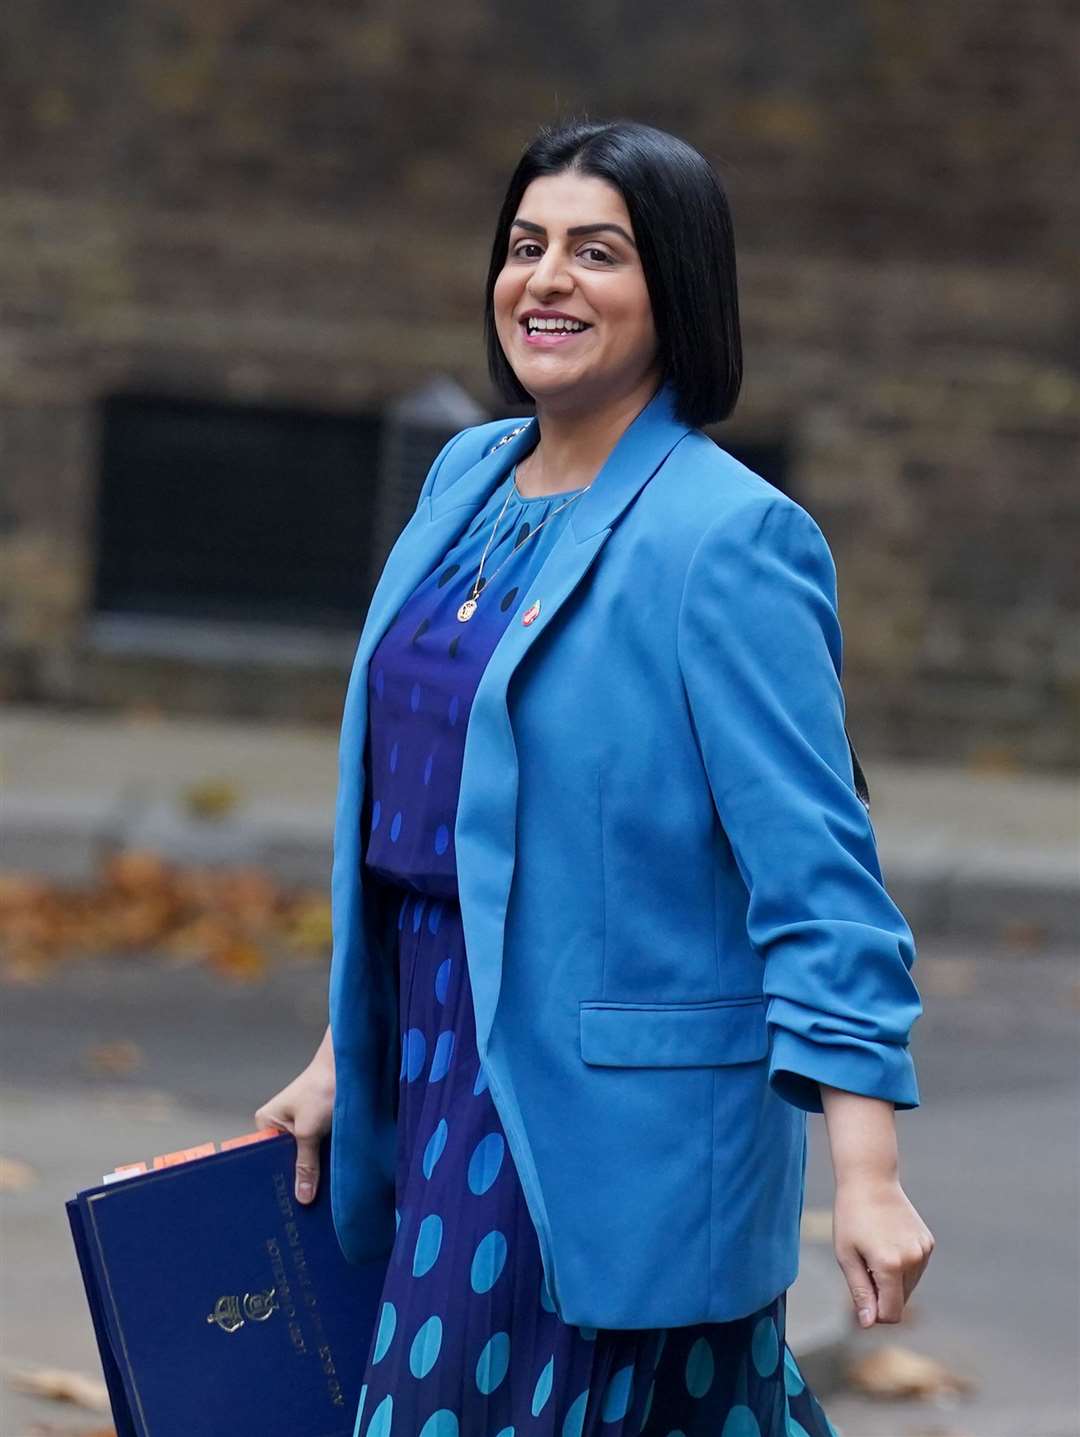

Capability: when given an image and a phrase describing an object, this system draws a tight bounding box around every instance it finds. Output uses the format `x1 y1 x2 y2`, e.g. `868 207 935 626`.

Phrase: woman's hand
833 1173 935 1327
254 1025 336 1205
818 1084 934 1328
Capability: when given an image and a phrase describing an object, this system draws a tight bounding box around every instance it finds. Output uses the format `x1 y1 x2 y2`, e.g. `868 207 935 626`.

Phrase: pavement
2 704 1077 945
1 705 1078 1435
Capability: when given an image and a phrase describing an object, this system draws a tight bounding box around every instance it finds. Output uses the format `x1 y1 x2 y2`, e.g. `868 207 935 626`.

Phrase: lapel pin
522 600 541 626
487 424 531 456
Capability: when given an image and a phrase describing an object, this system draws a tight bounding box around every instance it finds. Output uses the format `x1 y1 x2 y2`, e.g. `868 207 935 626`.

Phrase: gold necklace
456 468 589 622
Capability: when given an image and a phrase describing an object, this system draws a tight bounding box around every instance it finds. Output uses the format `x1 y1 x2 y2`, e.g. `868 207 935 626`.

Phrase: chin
523 380 597 413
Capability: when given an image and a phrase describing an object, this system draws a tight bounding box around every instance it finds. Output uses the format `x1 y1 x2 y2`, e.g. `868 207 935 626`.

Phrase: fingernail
297 1182 313 1201
858 1308 874 1327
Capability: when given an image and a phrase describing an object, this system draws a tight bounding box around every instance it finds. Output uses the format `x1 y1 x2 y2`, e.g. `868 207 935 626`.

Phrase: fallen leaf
964 744 1021 774
206 932 267 982
172 866 230 910
6 1365 110 1412
0 1155 38 1191
999 919 1049 953
0 874 53 912
0 955 51 986
215 867 282 929
82 1041 145 1076
104 896 180 949
846 1343 976 1399
160 912 231 958
282 895 332 954
181 778 242 819
100 850 174 896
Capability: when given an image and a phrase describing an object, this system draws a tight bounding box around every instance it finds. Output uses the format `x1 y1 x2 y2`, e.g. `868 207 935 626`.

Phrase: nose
526 243 574 298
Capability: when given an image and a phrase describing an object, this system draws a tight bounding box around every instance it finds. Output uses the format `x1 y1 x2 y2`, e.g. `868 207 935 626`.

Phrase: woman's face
493 171 661 414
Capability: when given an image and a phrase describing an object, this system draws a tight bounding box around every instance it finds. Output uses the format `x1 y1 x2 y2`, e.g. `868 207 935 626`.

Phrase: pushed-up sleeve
676 496 922 1114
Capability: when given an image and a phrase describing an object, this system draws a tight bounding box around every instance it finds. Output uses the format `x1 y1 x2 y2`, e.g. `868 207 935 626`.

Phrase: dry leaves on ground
0 852 332 983
82 1040 145 1076
998 918 1050 953
846 1343 976 1400
180 777 241 819
5 1365 110 1412
0 1155 38 1191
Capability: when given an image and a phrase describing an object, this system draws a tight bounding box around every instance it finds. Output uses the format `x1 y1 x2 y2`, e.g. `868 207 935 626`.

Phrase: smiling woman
481 125 741 505
258 115 930 1437
498 194 651 373
488 171 665 499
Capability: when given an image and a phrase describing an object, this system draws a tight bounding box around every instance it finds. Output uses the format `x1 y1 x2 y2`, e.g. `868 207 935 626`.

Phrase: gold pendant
457 598 478 622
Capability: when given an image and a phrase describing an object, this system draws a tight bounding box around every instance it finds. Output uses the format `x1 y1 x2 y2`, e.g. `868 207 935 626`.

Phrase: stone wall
1 0 1076 764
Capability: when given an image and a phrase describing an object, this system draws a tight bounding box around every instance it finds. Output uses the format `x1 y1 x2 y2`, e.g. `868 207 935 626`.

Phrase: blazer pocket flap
579 997 767 1067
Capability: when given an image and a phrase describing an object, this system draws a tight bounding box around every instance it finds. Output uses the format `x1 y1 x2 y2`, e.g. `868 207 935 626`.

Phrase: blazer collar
428 378 694 542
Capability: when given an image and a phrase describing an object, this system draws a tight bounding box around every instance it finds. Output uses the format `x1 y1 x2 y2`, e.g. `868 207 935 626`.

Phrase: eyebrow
510 218 637 249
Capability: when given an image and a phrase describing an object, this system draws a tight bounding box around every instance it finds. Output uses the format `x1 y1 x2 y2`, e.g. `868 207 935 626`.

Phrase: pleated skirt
351 884 839 1437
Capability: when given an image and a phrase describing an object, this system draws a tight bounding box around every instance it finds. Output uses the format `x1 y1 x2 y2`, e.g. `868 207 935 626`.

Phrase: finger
293 1134 321 1204
873 1262 905 1323
254 1104 291 1135
902 1247 932 1304
836 1249 877 1327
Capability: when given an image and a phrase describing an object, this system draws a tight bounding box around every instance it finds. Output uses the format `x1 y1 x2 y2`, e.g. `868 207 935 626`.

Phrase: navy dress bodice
363 466 587 902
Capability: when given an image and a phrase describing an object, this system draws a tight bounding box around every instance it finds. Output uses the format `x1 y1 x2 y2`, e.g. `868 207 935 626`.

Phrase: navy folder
66 1131 388 1437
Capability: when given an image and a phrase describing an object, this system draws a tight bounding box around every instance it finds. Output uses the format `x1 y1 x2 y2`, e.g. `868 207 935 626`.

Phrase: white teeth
525 317 588 332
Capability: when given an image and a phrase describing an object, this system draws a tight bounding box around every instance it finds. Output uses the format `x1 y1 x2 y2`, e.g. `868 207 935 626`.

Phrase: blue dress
353 464 838 1437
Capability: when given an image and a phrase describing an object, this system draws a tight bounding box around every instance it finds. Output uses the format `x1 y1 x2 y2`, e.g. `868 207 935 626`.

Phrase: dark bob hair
483 117 742 430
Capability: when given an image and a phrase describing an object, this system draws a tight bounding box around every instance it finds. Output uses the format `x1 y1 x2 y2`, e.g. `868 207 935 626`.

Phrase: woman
257 118 934 1437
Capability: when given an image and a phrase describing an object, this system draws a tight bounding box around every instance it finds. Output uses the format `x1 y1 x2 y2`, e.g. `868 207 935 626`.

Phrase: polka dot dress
353 464 840 1437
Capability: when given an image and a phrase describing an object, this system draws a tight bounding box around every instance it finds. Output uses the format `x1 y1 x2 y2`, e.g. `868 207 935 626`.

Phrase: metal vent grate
94 392 384 628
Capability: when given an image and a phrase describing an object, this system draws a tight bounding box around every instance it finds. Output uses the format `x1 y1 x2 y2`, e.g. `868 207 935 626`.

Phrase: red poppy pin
522 600 541 626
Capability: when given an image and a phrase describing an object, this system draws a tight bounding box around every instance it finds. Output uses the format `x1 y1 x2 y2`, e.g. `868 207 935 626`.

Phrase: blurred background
1 3 1077 1436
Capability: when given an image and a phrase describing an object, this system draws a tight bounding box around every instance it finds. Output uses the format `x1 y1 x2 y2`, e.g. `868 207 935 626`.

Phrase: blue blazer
328 379 922 1329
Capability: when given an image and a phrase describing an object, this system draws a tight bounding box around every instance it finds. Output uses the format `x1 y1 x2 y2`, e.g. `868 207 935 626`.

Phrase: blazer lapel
340 416 544 786
331 419 542 1031
455 380 693 1054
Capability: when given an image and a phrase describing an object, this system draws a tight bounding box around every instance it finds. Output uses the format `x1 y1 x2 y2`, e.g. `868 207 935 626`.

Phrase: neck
515 374 663 497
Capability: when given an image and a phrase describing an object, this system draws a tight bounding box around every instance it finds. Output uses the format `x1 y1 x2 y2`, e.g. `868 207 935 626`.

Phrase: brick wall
1 0 1076 763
